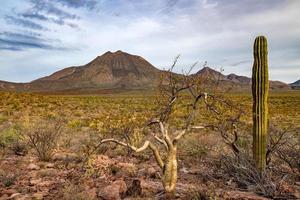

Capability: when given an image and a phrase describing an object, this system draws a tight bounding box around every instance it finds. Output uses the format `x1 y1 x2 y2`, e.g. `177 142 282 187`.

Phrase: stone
29 179 42 186
53 153 81 163
180 167 189 174
98 180 127 200
140 180 163 194
222 191 268 200
37 168 57 177
147 167 157 178
126 179 142 197
112 180 127 194
2 189 18 195
9 193 21 199
32 192 46 200
45 163 55 168
38 180 53 187
0 194 9 200
27 164 40 170
86 187 97 199
137 168 146 177
98 185 121 200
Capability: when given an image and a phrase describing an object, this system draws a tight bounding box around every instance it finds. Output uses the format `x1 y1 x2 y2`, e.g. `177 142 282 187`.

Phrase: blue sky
0 0 299 83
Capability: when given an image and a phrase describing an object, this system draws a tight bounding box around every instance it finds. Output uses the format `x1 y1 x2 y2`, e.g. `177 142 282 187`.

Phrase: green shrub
0 128 19 149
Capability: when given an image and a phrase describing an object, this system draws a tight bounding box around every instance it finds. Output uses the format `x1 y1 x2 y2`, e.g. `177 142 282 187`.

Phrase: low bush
24 120 62 161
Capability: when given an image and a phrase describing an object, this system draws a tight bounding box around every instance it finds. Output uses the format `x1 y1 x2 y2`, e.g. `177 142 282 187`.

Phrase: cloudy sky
0 0 299 83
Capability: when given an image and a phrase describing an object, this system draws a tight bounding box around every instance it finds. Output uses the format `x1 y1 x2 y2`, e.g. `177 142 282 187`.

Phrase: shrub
0 128 19 149
0 127 27 156
25 120 62 161
9 139 28 156
0 170 17 187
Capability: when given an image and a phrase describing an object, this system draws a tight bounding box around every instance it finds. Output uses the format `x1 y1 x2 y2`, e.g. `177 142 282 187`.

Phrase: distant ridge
195 67 290 91
290 80 300 90
0 51 292 93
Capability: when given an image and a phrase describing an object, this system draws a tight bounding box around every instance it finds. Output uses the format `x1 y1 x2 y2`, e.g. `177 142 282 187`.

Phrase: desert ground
0 90 299 200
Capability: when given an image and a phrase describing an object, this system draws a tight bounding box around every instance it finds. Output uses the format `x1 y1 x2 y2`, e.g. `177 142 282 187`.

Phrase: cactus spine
252 36 269 171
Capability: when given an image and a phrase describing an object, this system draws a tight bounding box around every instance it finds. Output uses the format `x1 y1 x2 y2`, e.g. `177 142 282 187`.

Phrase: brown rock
86 187 97 200
98 180 127 200
9 193 21 199
27 164 40 170
32 192 46 200
222 191 268 200
147 167 157 178
37 168 57 177
38 181 53 187
112 180 127 194
45 163 55 168
52 153 81 163
137 168 146 177
29 179 42 186
98 185 121 200
126 179 142 197
2 189 18 195
0 194 9 200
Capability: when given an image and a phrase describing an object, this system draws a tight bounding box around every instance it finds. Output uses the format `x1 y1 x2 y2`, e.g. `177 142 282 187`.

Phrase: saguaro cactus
252 36 269 171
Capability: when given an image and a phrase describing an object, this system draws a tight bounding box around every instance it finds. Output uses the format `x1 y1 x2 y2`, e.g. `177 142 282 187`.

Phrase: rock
180 167 189 174
2 189 18 195
112 180 127 194
9 193 21 199
32 192 46 200
53 153 81 163
27 163 40 170
98 185 121 200
140 180 163 194
222 191 268 200
29 178 42 186
137 168 146 177
37 168 57 177
0 194 9 200
14 195 30 200
38 180 53 187
98 180 127 200
86 187 97 199
294 192 300 199
45 163 55 168
126 179 142 197
52 153 66 161
147 167 157 178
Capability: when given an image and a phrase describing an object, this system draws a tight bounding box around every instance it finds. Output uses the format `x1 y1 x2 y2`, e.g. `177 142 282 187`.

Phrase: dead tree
99 57 208 195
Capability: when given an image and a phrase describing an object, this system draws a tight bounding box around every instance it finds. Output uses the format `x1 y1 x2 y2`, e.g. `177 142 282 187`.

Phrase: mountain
0 51 292 93
195 67 291 91
30 50 162 91
0 50 162 92
290 80 300 89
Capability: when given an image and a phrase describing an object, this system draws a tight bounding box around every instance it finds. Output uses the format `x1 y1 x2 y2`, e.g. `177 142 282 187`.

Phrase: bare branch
100 139 164 169
153 134 169 151
173 93 204 143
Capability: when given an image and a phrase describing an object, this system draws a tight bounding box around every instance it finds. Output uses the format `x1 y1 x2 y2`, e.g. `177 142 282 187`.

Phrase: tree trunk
162 147 177 196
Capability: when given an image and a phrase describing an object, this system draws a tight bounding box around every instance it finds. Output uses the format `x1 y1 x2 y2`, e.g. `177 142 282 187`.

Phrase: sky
0 0 299 83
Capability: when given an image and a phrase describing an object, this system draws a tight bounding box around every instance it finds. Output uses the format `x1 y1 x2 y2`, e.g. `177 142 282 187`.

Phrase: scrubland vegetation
0 87 299 199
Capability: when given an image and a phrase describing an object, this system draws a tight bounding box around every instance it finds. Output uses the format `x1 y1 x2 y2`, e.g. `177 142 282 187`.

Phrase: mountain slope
290 79 300 89
195 67 291 90
27 50 161 91
0 51 292 93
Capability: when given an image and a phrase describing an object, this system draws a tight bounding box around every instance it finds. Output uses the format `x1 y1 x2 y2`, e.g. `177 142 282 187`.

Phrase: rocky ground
2 150 296 200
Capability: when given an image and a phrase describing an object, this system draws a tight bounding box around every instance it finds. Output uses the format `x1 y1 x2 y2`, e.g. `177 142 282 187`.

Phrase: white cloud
0 0 299 83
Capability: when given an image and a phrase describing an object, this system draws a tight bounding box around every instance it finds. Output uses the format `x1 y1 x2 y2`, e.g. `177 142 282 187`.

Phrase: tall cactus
252 36 269 171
